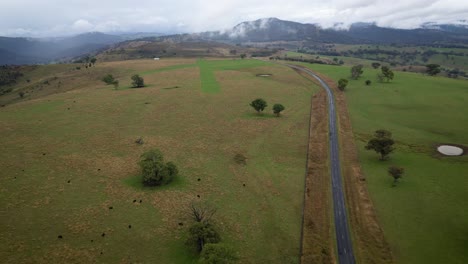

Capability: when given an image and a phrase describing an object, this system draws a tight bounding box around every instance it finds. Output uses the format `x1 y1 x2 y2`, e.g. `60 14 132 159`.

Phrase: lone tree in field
102 74 119 89
337 78 348 91
250 98 267 113
371 62 381 69
388 166 404 187
199 244 237 264
131 74 144 88
365 129 395 160
426 64 441 76
351 64 364 79
102 74 116 85
365 80 372 86
378 66 394 82
273 103 285 117
139 149 178 186
90 57 97 65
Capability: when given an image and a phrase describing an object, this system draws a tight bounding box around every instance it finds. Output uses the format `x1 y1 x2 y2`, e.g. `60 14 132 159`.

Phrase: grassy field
290 44 468 73
293 62 468 264
0 58 319 263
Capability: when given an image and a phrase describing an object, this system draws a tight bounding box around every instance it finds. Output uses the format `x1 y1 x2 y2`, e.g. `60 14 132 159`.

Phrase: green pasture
295 62 468 264
0 59 318 263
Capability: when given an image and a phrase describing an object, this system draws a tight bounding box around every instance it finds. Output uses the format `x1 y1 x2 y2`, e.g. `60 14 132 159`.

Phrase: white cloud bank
0 0 467 37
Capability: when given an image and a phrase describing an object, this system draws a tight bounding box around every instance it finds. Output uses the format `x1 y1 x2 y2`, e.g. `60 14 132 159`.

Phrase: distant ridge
1 18 467 65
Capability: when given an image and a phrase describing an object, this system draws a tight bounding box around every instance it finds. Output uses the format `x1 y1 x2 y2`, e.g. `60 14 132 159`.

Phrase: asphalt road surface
287 64 356 264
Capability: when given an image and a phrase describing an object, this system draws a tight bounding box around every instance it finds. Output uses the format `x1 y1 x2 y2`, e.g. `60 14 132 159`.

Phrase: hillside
0 33 126 65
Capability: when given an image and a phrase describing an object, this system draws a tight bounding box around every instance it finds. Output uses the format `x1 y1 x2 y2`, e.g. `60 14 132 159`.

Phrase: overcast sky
1 0 467 37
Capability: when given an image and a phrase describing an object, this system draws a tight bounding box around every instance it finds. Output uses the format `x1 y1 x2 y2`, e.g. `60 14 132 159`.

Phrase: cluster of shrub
137 149 237 263
102 74 145 89
0 66 24 95
271 56 341 66
186 202 237 263
337 64 394 91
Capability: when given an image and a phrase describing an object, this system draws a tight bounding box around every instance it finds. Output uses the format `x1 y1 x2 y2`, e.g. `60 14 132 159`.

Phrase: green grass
140 64 197 76
196 59 269 93
295 62 468 264
0 58 318 263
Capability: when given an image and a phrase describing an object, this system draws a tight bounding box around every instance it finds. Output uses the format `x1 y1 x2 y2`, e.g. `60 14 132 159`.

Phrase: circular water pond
437 145 464 156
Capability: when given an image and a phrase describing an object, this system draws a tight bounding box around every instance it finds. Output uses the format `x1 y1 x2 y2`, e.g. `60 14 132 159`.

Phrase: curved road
287 64 356 264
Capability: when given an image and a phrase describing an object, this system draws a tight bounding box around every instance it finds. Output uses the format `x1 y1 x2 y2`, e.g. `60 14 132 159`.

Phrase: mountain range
1 18 467 65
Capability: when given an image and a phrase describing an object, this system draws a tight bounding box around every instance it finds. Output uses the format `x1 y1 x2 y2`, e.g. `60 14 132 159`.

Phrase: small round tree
365 129 395 160
272 103 285 117
102 74 116 85
250 98 267 113
131 74 144 88
139 149 178 186
388 166 404 187
365 80 371 86
338 78 348 91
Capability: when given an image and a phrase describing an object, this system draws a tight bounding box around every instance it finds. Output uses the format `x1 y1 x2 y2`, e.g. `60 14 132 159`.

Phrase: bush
337 78 348 91
139 149 178 186
199 244 237 264
102 74 116 85
188 222 221 252
131 74 144 88
365 80 371 86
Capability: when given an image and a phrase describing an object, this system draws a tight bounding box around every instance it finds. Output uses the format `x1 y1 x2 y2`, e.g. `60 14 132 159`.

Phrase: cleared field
0 59 318 263
294 63 468 264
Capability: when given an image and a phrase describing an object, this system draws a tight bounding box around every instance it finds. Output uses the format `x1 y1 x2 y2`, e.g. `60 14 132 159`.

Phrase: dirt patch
255 74 272 77
233 153 247 165
300 90 335 264
313 71 394 264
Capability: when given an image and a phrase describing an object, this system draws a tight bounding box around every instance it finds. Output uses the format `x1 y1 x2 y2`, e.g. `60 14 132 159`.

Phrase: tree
378 66 394 82
90 58 97 65
189 202 217 223
139 149 178 186
18 91 25 98
371 62 381 69
102 74 119 89
112 80 119 90
365 80 371 86
188 222 221 252
199 244 237 264
250 98 267 113
272 104 285 117
351 64 364 79
102 74 116 85
131 74 144 88
337 78 348 91
426 64 441 76
365 129 395 160
240 54 246 59
388 166 404 187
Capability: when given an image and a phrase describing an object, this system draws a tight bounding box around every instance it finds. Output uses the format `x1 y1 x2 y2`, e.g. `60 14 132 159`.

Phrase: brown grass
300 89 335 264
313 72 394 264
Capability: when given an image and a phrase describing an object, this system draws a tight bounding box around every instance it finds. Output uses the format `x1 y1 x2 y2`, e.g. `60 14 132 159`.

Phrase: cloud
0 0 467 37
72 19 94 32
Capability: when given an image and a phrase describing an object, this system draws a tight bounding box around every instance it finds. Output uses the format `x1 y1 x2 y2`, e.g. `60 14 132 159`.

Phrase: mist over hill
1 18 467 65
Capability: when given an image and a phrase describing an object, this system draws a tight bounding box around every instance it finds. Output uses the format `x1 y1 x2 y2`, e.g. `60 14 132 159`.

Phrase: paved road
287 64 356 264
